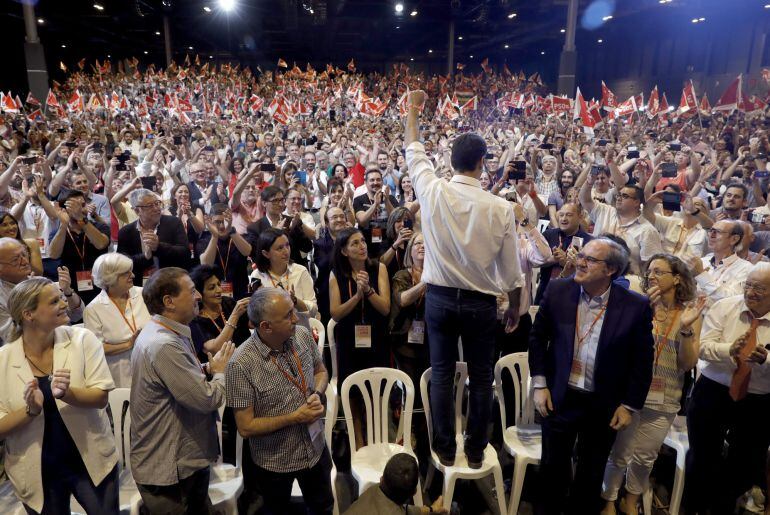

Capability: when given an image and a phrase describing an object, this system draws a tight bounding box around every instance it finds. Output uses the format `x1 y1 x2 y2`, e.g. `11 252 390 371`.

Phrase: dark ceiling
0 0 766 94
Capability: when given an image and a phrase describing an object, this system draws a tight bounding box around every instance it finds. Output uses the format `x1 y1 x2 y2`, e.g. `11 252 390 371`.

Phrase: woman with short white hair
84 252 151 387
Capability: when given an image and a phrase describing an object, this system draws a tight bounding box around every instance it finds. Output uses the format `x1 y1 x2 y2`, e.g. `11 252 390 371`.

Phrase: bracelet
225 321 237 330
26 405 41 417
365 289 375 298
690 208 700 216
64 291 73 298
679 328 694 337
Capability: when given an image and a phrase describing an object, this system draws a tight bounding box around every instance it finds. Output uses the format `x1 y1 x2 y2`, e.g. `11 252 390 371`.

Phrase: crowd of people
0 56 768 515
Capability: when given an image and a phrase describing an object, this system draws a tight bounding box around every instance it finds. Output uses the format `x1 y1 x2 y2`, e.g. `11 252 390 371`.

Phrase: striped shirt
226 325 325 473
646 315 685 414
130 315 226 486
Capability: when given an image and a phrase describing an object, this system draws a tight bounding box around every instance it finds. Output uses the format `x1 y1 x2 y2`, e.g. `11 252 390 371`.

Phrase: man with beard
547 169 576 227
353 168 398 258
50 169 111 226
230 164 263 235
711 182 748 221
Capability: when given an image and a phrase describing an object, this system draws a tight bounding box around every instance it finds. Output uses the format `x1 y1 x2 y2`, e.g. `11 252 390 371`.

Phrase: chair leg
493 464 507 515
425 463 435 491
413 477 424 507
331 466 340 515
507 459 527 515
442 472 457 511
642 488 653 515
669 451 686 515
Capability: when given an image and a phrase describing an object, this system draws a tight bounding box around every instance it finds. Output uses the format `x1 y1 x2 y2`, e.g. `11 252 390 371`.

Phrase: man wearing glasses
690 219 753 307
117 188 190 284
579 167 663 276
246 185 312 265
529 238 654 513
686 262 770 513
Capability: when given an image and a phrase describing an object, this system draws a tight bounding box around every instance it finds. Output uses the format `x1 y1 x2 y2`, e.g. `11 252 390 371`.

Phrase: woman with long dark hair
0 212 43 276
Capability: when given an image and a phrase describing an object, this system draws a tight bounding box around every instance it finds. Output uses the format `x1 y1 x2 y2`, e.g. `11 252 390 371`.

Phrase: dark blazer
117 215 191 285
246 216 313 265
528 278 654 411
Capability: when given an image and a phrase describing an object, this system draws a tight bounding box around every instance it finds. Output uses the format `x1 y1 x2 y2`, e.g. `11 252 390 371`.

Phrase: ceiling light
504 44 509 48
410 10 417 16
541 51 545 55
469 55 473 58
203 6 212 12
144 50 149 54
93 3 104 11
37 18 44 24
428 49 433 53
188 46 194 50
61 44 66 48
691 18 698 23
107 54 111 58
410 58 414 61
699 17 705 21
155 31 161 35
396 25 400 29
218 0 236 12
560 28 566 33
458 35 463 40
395 3 404 13
766 4 770 7
507 13 516 19
602 15 613 21
209 55 214 58
597 39 603 43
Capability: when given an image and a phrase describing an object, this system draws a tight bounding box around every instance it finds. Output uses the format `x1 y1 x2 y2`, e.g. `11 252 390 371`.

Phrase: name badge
355 325 372 348
371 226 383 243
568 358 584 387
408 320 425 344
76 270 93 291
38 238 48 258
647 376 665 405
221 281 234 298
143 266 158 285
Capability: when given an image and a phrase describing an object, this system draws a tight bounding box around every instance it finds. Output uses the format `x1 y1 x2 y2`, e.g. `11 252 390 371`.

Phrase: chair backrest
326 318 338 384
309 317 326 358
494 352 535 429
419 362 469 449
108 388 131 470
216 403 226 465
340 367 415 452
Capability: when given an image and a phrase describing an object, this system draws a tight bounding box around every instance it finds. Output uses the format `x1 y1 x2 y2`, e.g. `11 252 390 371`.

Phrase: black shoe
435 450 455 467
465 453 483 469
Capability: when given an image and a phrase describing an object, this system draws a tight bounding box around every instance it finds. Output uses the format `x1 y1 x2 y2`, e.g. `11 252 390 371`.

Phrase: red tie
729 318 759 401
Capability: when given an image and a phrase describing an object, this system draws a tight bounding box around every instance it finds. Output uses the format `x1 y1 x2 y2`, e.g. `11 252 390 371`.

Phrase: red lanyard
217 239 233 277
154 320 204 369
574 303 607 354
270 346 308 397
108 295 137 333
268 268 290 289
66 228 87 268
204 310 227 333
653 309 681 370
348 278 365 323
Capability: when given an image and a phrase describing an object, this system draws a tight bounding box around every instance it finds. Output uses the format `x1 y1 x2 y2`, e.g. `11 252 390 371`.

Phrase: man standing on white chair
226 287 333 514
404 90 523 469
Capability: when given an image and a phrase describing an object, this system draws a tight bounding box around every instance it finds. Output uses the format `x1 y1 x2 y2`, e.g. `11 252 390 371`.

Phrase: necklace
24 347 52 377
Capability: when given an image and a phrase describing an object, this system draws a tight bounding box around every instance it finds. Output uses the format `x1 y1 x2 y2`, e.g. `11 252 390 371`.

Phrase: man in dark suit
529 237 654 514
246 185 312 265
117 188 190 285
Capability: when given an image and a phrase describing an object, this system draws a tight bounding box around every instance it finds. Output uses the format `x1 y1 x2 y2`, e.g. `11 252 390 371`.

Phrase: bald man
0 238 83 344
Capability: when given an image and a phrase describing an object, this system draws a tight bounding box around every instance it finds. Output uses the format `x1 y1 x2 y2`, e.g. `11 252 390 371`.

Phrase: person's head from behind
8 277 67 341
574 238 629 288
379 453 419 505
142 267 200 324
450 133 486 177
0 237 31 284
247 287 298 344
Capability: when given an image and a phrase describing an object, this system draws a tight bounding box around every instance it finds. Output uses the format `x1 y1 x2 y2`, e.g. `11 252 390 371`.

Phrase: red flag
678 80 698 115
459 96 478 115
699 94 711 115
45 89 60 108
456 63 465 71
480 58 492 74
87 94 103 111
14 95 23 111
600 81 617 111
1 93 18 113
25 92 40 106
178 110 192 125
573 88 595 134
347 58 356 72
659 92 670 114
715 75 742 112
136 103 148 117
119 96 129 111
502 64 512 77
277 58 288 68
550 95 572 113
614 96 638 118
67 90 83 113
77 58 86 70
26 108 44 122
646 85 660 117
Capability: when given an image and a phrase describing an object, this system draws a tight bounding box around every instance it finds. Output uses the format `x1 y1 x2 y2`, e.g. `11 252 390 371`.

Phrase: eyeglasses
267 197 286 204
136 200 163 209
645 269 674 278
575 252 607 265
744 282 768 295
707 228 731 236
617 193 636 200
0 253 29 267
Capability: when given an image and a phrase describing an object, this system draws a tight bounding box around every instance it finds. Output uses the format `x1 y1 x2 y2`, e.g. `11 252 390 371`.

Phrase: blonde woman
0 277 117 514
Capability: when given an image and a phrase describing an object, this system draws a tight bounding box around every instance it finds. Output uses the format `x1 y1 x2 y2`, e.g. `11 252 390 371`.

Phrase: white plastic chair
642 415 688 515
495 353 541 515
309 317 326 358
209 404 244 514
421 363 507 514
341 367 423 506
326 318 341 423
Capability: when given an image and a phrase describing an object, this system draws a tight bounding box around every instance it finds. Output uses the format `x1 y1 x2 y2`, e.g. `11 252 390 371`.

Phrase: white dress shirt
699 294 770 395
654 214 707 261
695 253 753 307
252 263 318 319
0 326 117 512
406 141 524 296
83 286 152 387
497 227 552 318
569 286 611 391
590 203 664 276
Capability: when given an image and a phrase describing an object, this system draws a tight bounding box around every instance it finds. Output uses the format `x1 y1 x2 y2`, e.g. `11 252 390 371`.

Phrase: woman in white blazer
84 252 151 387
0 277 118 514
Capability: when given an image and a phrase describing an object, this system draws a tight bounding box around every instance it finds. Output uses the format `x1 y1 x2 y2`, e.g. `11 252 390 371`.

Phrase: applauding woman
329 227 390 447
601 254 706 515
84 253 151 387
0 277 118 514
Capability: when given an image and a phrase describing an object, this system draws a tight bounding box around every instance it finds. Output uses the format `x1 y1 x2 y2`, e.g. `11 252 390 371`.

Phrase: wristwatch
313 390 327 406
26 405 41 417
519 219 530 228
